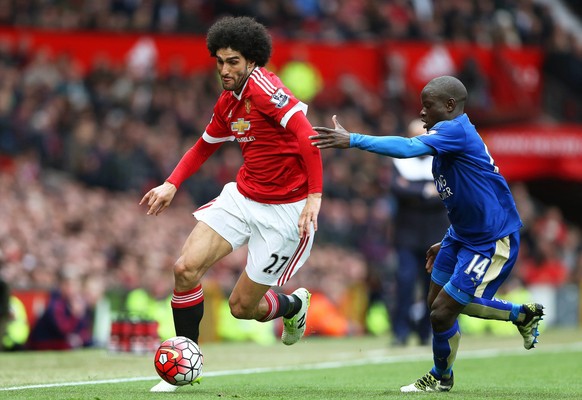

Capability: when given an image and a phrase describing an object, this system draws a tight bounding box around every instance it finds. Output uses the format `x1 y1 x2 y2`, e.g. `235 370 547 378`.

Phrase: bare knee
230 303 252 320
173 257 204 290
430 301 461 332
228 289 258 319
429 306 449 331
228 297 255 320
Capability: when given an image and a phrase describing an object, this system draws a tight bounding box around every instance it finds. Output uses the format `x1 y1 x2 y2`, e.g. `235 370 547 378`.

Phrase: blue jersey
416 114 522 245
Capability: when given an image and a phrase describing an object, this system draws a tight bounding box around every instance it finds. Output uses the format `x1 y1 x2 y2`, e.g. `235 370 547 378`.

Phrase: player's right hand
425 242 442 273
310 115 351 149
140 181 177 216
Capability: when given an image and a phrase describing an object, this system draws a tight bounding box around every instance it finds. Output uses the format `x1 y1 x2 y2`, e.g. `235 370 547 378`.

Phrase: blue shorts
431 231 520 305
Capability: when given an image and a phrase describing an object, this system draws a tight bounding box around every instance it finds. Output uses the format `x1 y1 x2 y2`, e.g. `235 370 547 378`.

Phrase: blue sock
465 297 521 322
431 320 460 380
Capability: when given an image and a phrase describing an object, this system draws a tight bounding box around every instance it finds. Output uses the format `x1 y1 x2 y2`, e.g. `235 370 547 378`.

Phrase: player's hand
298 193 321 239
422 182 439 198
139 181 177 216
310 115 351 149
425 241 442 273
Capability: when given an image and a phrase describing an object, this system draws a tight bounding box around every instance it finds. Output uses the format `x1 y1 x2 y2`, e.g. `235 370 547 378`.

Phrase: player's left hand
310 115 351 149
298 193 321 239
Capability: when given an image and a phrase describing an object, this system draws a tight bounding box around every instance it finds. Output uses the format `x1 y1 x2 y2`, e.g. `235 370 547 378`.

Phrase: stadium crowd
1 0 580 119
1 0 582 348
0 0 563 43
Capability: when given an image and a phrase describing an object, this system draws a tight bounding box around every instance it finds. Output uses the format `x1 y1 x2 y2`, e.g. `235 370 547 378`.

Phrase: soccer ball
154 336 203 386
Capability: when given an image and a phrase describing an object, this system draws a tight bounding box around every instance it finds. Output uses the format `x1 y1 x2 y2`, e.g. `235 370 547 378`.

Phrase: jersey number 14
464 254 490 280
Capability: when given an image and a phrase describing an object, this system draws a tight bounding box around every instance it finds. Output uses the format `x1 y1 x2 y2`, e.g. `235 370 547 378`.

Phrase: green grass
1 328 581 400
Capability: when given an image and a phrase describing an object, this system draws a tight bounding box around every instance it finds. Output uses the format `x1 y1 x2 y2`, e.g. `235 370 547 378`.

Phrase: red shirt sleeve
285 111 323 194
166 138 222 189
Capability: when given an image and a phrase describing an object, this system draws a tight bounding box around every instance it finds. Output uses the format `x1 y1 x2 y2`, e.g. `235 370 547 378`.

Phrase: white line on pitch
1 342 581 391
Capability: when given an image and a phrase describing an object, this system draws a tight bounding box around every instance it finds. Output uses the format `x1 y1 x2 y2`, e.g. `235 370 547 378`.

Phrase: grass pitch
1 328 581 400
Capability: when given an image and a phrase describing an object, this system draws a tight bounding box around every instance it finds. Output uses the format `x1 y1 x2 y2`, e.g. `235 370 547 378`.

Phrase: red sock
258 289 281 322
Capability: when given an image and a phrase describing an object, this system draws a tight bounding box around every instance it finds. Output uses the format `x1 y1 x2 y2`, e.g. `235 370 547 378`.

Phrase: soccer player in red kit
141 16 323 392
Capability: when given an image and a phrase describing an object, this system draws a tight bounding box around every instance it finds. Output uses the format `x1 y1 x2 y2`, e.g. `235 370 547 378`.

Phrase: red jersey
203 67 322 203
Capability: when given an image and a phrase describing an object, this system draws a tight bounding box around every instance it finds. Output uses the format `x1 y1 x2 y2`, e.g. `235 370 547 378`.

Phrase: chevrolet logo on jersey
231 118 251 134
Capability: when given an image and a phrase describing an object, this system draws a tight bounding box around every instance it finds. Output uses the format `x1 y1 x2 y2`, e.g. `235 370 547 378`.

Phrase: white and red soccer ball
154 336 203 386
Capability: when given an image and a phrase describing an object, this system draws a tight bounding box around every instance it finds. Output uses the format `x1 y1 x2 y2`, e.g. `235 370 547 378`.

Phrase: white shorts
193 182 314 287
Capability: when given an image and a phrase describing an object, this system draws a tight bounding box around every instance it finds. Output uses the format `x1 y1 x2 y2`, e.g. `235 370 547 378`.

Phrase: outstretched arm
311 115 436 158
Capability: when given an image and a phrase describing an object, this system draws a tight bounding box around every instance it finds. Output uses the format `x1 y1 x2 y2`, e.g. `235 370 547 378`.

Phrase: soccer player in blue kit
311 76 544 392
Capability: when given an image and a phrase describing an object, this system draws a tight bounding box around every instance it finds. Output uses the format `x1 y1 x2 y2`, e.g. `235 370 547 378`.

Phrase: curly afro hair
206 16 272 67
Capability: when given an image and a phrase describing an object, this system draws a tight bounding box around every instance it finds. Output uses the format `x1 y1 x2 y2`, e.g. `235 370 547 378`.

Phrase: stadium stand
0 0 581 346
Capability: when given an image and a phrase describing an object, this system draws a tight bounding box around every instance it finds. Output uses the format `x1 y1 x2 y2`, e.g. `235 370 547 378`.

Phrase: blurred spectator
456 57 491 117
26 268 94 350
293 245 369 337
2 258 30 351
519 238 569 288
125 264 175 341
2 294 30 351
0 277 8 346
534 207 569 247
305 291 356 337
543 26 582 122
517 207 571 288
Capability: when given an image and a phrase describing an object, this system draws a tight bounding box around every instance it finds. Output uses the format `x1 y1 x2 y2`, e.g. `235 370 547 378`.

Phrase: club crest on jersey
245 99 252 114
231 118 251 135
270 88 290 108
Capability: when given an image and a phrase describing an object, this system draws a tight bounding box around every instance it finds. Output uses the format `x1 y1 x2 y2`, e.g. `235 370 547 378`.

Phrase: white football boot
150 380 179 392
400 372 454 393
150 376 202 392
281 288 311 345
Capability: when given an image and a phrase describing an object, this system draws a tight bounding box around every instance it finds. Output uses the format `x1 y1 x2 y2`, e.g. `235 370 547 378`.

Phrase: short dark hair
425 76 468 105
206 16 272 67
